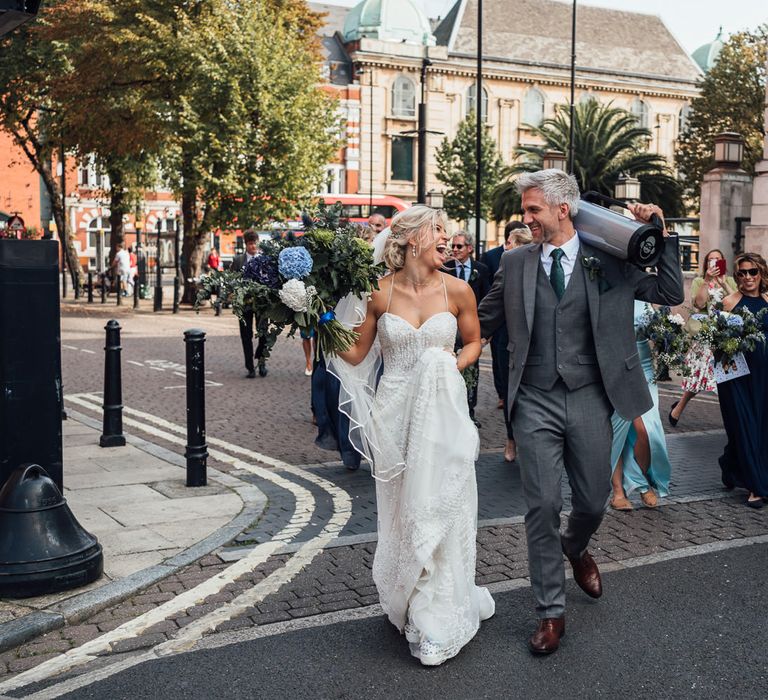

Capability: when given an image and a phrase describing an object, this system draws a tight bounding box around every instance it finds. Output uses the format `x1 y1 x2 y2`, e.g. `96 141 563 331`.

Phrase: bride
330 205 494 666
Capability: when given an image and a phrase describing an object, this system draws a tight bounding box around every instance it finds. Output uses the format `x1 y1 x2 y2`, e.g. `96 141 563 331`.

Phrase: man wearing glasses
443 230 490 426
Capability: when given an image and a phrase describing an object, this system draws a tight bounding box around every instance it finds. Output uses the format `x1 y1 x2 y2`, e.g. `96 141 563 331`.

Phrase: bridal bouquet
197 204 385 358
691 306 767 367
637 306 692 380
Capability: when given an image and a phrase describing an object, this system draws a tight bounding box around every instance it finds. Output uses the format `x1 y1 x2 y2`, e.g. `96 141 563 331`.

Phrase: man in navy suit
442 230 489 425
480 221 532 408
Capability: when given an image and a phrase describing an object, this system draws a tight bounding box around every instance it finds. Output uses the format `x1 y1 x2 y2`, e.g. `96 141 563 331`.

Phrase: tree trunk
181 186 207 305
107 166 127 263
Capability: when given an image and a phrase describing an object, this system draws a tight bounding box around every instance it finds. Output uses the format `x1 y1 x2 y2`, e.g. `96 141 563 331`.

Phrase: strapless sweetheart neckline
379 310 454 332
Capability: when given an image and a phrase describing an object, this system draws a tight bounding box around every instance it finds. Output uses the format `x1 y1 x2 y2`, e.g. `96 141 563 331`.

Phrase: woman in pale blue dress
610 301 672 510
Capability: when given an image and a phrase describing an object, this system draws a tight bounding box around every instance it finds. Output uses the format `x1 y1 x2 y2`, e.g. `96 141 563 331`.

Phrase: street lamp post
568 0 577 174
475 0 483 255
135 217 145 293
153 219 163 312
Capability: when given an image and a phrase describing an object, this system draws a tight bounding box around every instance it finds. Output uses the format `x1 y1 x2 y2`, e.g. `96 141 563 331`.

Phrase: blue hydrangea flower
278 247 313 280
242 255 279 288
726 315 744 327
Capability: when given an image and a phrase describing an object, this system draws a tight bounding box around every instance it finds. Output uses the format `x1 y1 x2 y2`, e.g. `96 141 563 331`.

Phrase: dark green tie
549 248 565 300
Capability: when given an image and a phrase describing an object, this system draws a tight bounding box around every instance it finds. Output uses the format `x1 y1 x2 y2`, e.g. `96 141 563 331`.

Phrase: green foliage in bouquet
196 203 386 358
637 306 692 381
690 305 767 367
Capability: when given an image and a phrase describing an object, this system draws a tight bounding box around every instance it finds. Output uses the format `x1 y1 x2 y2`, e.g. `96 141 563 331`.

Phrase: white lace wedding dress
331 279 494 666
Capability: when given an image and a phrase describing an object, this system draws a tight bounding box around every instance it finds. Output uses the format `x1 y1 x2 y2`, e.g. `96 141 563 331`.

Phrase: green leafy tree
435 111 504 222
0 0 84 288
677 26 767 202
492 101 684 222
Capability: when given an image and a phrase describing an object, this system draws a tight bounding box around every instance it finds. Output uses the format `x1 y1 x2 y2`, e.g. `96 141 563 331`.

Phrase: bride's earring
411 246 417 257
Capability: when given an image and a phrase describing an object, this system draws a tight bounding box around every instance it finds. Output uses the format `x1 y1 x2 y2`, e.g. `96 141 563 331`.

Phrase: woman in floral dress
668 249 737 426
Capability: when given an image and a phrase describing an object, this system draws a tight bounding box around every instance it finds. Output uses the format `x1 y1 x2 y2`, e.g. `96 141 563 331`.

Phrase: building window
678 103 692 134
78 154 110 190
391 136 414 181
631 98 650 129
320 165 345 195
466 83 488 122
392 76 416 118
86 216 111 249
523 88 545 127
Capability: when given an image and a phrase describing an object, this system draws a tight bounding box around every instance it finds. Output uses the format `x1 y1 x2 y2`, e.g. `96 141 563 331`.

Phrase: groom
478 169 683 655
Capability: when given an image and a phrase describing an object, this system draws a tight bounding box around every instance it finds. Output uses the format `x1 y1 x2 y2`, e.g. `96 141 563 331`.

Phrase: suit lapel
523 245 539 333
579 242 600 339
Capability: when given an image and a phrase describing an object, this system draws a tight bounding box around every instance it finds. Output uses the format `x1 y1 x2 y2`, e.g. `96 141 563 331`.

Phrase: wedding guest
206 247 222 272
443 230 490 426
368 213 387 235
717 252 768 508
610 302 672 510
669 249 737 426
480 222 533 461
229 230 267 378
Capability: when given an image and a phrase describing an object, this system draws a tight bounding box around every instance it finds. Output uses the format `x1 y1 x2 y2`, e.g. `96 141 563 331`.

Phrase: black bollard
87 272 94 303
184 329 208 486
116 279 122 306
133 278 140 309
172 277 180 314
99 320 126 447
214 299 222 317
100 274 106 304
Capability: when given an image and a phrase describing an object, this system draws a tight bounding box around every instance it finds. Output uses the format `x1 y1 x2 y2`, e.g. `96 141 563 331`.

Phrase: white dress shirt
541 233 580 289
455 260 470 282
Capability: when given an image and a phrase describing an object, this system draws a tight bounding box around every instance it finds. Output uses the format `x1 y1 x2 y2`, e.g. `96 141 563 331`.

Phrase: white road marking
79 349 96 354
62 344 78 350
1 396 351 696
127 360 145 367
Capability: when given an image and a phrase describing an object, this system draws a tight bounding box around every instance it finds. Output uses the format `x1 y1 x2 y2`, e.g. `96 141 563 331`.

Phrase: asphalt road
56 543 768 700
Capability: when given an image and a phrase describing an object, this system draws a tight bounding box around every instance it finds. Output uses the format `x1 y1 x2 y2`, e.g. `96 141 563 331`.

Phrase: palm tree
492 100 685 222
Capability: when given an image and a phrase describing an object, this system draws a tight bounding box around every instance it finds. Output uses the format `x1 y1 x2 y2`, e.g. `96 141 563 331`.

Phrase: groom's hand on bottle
626 202 668 237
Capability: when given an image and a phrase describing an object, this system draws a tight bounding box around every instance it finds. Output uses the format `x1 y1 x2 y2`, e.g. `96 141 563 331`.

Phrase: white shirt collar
541 232 579 261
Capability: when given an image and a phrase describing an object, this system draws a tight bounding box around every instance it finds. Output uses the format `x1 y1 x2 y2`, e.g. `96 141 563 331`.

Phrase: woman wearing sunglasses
717 252 768 508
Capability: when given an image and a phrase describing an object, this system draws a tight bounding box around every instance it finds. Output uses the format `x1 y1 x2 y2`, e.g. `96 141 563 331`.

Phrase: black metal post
153 220 163 312
61 247 67 298
172 219 180 314
184 329 208 486
567 0 577 174
116 278 122 306
99 320 126 447
475 0 483 254
133 275 140 309
100 273 106 304
416 59 432 204
87 272 94 303
369 69 374 209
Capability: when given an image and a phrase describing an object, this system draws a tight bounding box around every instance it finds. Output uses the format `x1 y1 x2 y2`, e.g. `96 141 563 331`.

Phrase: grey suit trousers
512 380 613 619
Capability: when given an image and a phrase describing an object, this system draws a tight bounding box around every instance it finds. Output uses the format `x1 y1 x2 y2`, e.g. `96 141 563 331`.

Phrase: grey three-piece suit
478 236 684 618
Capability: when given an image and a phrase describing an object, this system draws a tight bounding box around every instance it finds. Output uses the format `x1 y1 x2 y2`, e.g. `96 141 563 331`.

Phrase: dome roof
342 0 436 46
692 28 724 72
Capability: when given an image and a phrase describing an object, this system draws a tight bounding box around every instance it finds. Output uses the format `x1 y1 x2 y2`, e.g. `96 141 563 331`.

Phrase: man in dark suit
480 221 532 412
230 230 267 378
442 230 489 425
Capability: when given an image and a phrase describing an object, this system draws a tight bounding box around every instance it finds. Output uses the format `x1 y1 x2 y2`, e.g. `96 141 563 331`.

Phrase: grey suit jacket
477 237 684 421
229 253 246 272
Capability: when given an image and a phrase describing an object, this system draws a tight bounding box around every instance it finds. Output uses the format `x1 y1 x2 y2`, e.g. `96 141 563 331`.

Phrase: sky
328 0 768 54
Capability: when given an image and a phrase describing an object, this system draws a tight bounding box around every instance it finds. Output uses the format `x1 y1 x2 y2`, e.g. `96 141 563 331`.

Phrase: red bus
320 194 409 224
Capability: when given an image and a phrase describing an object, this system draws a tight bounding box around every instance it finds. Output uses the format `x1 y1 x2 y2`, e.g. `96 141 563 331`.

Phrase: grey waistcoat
521 256 602 391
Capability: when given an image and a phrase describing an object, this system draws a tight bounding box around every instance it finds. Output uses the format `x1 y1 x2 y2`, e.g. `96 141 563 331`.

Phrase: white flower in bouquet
668 313 685 326
279 279 315 312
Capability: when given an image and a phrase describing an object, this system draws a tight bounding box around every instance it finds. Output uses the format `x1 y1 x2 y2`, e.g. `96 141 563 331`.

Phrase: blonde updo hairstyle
382 205 447 271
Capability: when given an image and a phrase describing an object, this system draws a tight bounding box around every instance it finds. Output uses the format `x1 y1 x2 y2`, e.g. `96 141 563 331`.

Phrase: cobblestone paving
2 495 766 680
0 311 743 689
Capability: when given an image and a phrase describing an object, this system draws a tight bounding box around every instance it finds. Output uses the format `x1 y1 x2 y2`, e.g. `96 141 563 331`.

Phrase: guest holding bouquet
669 249 737 426
716 253 768 507
610 302 673 510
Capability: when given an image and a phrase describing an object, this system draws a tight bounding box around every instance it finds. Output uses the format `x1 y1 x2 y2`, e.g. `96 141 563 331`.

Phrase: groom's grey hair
515 169 581 218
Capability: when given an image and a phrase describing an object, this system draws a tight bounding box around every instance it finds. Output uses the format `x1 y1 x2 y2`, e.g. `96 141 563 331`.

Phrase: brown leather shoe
564 548 603 599
528 617 565 655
